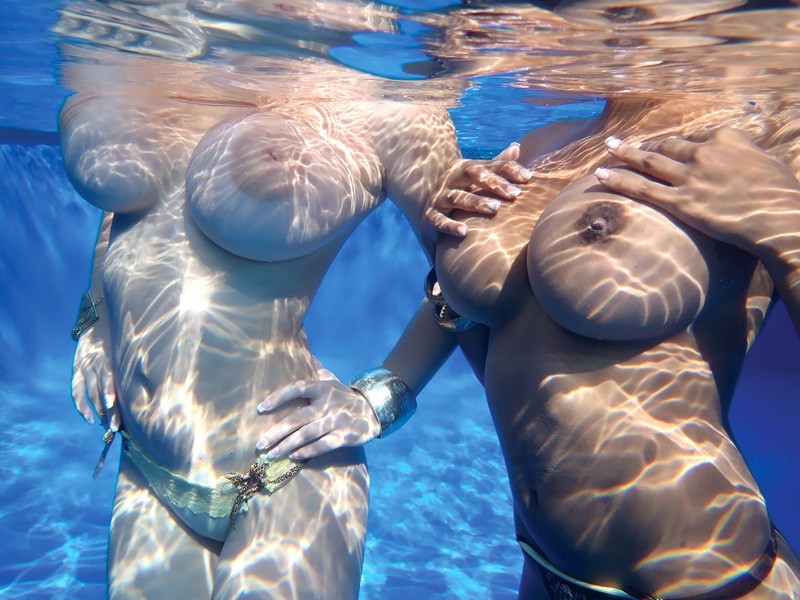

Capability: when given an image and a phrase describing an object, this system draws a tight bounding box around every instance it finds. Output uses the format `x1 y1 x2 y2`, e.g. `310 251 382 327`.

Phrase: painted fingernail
605 136 621 150
519 168 533 180
507 186 522 197
630 141 642 149
456 224 468 237
487 200 502 211
595 167 610 180
256 438 268 451
257 402 268 413
266 448 280 460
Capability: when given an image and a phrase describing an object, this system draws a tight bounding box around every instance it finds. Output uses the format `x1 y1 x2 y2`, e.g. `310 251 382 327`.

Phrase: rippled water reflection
2 0 799 598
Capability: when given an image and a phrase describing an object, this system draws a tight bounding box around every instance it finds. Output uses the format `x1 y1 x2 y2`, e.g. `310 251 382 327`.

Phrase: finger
256 406 325 452
100 371 119 431
493 142 520 162
605 137 687 185
81 367 105 423
109 408 122 432
268 421 334 459
447 190 503 214
71 370 95 424
595 167 676 208
648 136 700 163
464 165 522 200
259 380 315 412
494 160 533 184
429 210 468 237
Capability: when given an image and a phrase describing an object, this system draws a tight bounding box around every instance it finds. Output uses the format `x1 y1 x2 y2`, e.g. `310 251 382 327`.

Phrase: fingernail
519 168 533 180
266 448 280 460
257 402 268 413
256 438 268 451
605 136 621 150
85 413 95 424
507 186 522 197
630 141 642 149
595 167 610 181
487 200 502 211
456 224 468 237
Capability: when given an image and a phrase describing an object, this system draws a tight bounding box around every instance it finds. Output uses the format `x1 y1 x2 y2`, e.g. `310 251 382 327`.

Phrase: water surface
1 1 799 598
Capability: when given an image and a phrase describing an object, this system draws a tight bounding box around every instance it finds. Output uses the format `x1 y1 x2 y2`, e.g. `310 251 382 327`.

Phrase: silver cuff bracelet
349 367 417 438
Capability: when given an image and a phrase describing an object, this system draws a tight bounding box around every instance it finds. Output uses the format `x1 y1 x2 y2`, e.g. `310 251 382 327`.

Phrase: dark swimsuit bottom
520 527 779 600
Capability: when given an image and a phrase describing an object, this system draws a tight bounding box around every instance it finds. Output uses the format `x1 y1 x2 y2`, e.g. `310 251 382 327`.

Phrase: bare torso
99 101 385 481
436 97 799 596
60 91 459 543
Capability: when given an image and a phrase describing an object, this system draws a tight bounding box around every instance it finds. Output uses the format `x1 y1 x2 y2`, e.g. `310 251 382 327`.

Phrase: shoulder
519 116 600 165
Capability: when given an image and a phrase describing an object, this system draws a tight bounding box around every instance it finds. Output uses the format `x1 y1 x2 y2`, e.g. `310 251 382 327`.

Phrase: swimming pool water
2 2 800 599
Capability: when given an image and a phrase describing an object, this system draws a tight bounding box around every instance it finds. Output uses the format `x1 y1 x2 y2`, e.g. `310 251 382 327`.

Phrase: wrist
349 368 417 438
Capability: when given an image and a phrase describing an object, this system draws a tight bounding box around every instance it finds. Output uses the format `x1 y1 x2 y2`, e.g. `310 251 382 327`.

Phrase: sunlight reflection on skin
436 100 800 596
432 2 800 593
57 1 464 595
529 176 712 340
57 0 800 597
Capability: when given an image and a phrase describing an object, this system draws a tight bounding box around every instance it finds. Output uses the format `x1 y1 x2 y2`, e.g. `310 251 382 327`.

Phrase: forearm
754 194 800 332
381 298 458 395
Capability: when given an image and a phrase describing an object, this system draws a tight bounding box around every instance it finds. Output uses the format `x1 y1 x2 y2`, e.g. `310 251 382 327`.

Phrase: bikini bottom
518 527 778 600
122 433 306 541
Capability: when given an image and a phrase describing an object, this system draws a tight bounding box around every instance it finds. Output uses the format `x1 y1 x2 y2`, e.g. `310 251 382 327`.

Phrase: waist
121 431 306 541
519 527 779 600
499 392 767 545
116 359 316 477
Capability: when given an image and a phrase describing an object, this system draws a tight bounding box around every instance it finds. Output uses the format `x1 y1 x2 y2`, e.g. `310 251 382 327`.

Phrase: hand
255 364 381 460
596 127 800 255
71 315 121 431
423 142 533 237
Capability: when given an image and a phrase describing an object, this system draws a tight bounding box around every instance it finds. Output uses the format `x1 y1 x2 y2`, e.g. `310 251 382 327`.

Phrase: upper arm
373 106 461 248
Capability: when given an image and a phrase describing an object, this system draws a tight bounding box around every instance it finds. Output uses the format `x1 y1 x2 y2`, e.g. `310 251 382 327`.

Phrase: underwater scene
2 1 800 598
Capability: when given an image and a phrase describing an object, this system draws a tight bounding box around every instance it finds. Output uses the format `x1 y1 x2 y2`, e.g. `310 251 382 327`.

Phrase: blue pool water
2 2 799 599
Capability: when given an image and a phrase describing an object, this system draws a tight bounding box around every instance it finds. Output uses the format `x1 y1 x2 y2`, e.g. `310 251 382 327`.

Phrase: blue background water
1 2 799 598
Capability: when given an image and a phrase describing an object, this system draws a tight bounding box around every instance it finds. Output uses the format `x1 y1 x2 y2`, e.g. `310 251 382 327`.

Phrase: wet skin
61 90 460 599
436 97 800 597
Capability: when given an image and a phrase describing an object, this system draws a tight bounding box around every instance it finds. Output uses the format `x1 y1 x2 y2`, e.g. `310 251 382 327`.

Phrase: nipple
578 202 625 243
590 217 607 232
602 6 653 23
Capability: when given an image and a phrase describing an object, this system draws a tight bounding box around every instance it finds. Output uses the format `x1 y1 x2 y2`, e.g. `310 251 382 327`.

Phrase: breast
527 175 711 341
59 94 183 213
186 111 382 262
